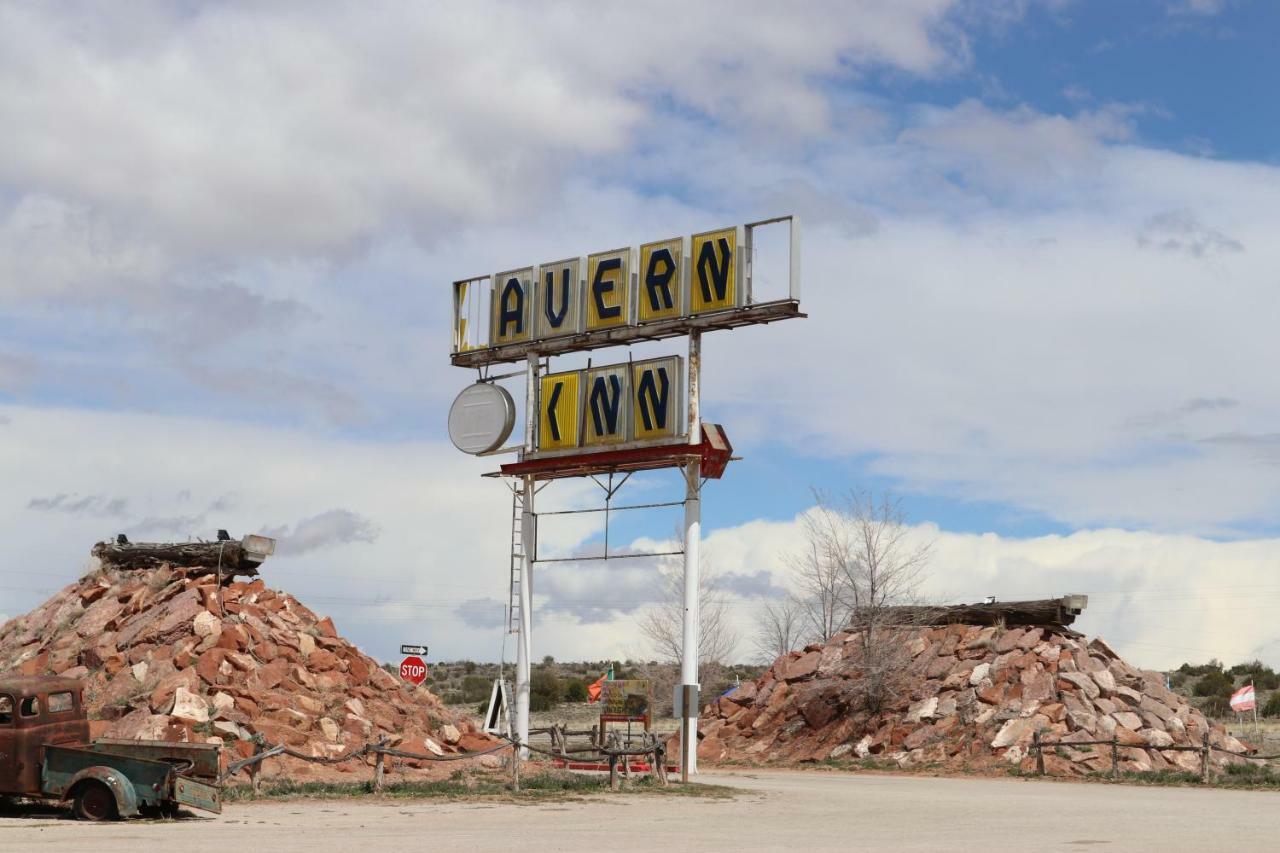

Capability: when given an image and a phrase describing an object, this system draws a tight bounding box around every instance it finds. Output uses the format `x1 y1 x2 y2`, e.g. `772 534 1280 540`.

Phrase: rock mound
700 624 1251 775
0 561 493 780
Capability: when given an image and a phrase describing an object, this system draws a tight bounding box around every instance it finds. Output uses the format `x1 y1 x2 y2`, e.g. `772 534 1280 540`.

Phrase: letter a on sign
585 248 631 331
632 356 683 441
583 365 630 446
689 227 742 315
538 370 582 451
490 267 532 344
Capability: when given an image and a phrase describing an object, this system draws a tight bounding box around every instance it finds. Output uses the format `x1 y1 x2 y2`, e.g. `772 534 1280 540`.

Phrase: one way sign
400 644 428 656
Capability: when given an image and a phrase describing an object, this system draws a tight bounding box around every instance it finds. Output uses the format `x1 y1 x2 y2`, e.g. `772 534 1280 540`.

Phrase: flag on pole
1229 684 1256 712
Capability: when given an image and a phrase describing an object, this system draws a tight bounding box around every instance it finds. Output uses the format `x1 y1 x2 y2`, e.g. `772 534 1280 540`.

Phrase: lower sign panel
539 370 583 451
631 356 682 441
583 364 631 447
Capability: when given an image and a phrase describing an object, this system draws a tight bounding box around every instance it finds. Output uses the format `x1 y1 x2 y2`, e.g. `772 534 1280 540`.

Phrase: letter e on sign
400 656 428 686
490 267 533 345
585 248 631 330
583 364 631 446
631 356 683 441
690 227 742 315
637 238 685 322
538 369 582 451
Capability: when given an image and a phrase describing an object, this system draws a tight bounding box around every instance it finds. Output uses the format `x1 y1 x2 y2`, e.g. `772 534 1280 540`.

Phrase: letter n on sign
583 364 631 446
538 370 582 451
631 356 683 441
490 267 533 345
689 227 743 315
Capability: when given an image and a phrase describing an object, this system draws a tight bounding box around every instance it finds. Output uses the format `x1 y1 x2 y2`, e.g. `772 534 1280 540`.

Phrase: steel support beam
515 353 539 760
680 331 702 780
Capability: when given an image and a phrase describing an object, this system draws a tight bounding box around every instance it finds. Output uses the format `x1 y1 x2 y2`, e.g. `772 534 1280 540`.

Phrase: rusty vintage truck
0 675 222 820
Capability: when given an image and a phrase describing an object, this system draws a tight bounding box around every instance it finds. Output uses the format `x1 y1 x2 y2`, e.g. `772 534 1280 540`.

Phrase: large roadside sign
450 216 800 368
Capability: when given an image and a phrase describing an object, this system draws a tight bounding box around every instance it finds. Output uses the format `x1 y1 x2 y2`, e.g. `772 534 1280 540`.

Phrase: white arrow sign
400 644 428 656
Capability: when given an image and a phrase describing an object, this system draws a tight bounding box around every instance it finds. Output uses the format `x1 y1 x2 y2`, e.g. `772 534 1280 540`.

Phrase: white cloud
0 1 972 270
697 512 1280 671
1166 0 1233 16
0 403 613 663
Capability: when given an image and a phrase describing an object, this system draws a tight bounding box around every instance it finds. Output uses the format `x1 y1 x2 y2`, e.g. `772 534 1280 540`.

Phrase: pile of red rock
0 561 495 781
699 623 1252 775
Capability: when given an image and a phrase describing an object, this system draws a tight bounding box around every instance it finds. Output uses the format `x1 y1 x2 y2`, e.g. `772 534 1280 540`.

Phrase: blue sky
2 1 1280 668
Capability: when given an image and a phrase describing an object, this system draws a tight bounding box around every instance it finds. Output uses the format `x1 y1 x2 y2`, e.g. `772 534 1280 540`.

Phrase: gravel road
5 769 1279 851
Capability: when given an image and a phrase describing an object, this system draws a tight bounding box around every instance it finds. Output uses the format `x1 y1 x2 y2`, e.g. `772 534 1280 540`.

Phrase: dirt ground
6 768 1280 851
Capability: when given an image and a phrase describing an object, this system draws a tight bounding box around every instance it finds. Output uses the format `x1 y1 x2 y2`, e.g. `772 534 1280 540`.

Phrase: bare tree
837 490 932 711
786 497 854 643
637 556 739 684
837 490 931 618
752 595 806 664
784 489 932 712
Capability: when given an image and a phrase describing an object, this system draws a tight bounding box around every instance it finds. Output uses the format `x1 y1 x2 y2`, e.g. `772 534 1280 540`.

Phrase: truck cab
0 676 89 796
0 674 221 820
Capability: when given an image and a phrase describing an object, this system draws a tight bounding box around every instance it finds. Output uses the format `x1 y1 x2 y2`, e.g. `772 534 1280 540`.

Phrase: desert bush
460 675 491 703
1179 659 1224 677
1263 692 1280 718
529 669 562 712
563 678 588 703
1194 670 1234 697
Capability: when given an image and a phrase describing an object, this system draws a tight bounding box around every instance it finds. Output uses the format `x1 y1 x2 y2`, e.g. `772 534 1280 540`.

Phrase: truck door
0 694 15 792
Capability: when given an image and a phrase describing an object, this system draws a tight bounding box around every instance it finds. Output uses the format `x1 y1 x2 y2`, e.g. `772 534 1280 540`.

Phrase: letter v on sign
538 370 581 451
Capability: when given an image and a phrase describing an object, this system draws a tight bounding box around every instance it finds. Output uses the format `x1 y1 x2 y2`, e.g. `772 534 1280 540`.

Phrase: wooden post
1033 731 1045 775
373 738 386 792
1201 732 1210 783
655 742 668 786
511 737 521 793
251 737 264 795
609 753 619 791
1110 737 1119 780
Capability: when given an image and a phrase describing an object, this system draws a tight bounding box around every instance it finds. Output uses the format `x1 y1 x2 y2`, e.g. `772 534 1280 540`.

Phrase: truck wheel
72 781 118 821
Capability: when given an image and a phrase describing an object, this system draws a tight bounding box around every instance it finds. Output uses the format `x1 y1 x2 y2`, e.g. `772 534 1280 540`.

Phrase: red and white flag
1229 684 1256 713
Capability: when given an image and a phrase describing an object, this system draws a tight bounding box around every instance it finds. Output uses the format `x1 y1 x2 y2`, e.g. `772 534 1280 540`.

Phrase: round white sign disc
448 383 516 454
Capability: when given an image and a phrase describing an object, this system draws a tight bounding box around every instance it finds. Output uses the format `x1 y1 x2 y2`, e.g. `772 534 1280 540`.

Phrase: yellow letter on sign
637 238 685 323
689 227 741 315
536 258 582 340
490 267 533 345
538 370 582 451
583 364 631 446
631 357 683 441
585 248 631 330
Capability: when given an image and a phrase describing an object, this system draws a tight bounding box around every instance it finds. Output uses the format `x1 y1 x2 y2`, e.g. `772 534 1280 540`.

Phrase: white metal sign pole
516 353 539 760
680 331 702 780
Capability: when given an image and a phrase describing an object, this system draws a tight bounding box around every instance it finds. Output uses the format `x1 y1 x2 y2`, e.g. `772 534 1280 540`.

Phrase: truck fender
64 766 140 818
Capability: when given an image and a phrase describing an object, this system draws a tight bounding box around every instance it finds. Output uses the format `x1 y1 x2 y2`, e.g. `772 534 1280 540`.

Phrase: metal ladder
508 488 525 635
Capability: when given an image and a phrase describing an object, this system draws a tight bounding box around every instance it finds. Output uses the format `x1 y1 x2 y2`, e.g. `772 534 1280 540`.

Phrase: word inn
489 225 746 347
537 356 685 453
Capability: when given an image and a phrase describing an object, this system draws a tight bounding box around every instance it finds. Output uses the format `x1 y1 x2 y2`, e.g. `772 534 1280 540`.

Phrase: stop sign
400 656 428 685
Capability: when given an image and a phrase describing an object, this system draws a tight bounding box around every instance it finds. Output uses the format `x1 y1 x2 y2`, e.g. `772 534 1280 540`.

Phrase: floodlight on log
240 534 277 567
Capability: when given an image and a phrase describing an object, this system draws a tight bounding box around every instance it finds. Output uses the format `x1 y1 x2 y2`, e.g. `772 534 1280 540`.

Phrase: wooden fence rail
1030 731 1236 783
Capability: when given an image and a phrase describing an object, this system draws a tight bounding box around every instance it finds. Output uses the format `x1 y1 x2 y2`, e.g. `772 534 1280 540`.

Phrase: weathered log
91 541 261 577
860 596 1088 629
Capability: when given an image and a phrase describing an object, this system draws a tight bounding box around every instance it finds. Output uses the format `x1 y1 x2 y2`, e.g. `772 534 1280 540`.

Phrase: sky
2 0 1280 672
